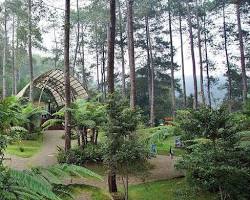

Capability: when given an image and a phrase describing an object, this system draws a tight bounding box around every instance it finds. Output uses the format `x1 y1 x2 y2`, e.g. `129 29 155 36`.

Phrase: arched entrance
16 69 88 107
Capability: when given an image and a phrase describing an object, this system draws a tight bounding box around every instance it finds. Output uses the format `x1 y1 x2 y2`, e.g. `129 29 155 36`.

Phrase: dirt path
4 130 65 170
4 130 184 190
65 155 184 190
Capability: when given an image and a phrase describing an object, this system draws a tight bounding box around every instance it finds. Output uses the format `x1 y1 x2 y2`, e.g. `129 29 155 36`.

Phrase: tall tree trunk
203 14 211 108
73 0 80 69
196 0 205 105
15 17 20 93
145 16 152 125
64 0 71 151
79 24 88 91
96 31 100 91
223 0 232 111
107 0 116 94
53 21 58 69
236 1 247 105
12 16 16 95
127 0 136 109
187 3 198 109
169 2 176 116
101 44 104 95
28 0 34 102
179 13 187 107
146 16 155 127
101 43 107 98
118 0 126 98
2 8 7 99
107 0 117 193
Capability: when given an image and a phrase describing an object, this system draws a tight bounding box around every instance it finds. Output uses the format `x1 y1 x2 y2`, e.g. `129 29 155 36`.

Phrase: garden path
4 130 65 170
4 130 184 189
65 155 184 190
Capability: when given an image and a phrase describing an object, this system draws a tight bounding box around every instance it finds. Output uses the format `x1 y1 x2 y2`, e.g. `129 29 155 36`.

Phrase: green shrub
176 107 250 200
57 144 104 165
22 131 42 140
229 112 249 131
19 147 24 152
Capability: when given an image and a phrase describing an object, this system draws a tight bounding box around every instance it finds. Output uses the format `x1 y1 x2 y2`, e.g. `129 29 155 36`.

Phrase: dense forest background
0 0 249 123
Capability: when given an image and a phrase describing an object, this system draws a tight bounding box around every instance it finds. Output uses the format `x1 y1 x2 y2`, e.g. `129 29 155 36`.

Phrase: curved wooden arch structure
16 69 88 106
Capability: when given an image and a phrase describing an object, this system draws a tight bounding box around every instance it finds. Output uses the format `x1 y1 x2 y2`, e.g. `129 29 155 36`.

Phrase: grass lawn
156 136 184 156
6 135 43 158
137 126 185 156
128 178 217 200
62 184 110 200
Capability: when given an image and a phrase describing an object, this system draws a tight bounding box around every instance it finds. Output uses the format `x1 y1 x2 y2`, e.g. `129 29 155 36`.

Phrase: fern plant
0 164 103 200
0 97 104 199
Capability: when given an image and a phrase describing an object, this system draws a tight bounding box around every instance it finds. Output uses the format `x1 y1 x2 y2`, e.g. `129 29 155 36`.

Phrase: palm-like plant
43 99 107 146
0 97 103 199
0 97 26 163
19 103 47 135
1 164 103 200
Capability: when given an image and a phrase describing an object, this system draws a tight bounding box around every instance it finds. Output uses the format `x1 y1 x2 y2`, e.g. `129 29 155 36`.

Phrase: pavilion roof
16 69 88 106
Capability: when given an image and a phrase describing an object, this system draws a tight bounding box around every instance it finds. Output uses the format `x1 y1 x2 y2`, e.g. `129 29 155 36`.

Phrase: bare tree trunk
101 43 107 98
101 46 104 95
223 0 232 111
145 16 152 125
82 127 88 146
94 129 98 145
108 170 117 193
64 0 71 151
79 24 88 91
15 17 20 93
236 1 247 105
107 0 117 193
102 45 107 98
204 14 212 108
169 2 176 116
146 16 155 127
127 0 136 109
107 0 116 94
179 13 187 107
73 0 80 69
187 3 198 109
125 172 129 200
196 0 205 105
95 37 100 91
28 0 34 102
2 8 7 99
118 0 126 98
53 21 58 69
12 16 16 95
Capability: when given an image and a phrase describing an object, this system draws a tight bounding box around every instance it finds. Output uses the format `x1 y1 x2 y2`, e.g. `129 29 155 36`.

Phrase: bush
176 106 250 199
229 112 249 131
57 144 104 165
19 147 24 152
22 131 42 140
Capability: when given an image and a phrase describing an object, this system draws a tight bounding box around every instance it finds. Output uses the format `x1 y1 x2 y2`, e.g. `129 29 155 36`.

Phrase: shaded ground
4 130 184 189
4 130 65 170
65 155 183 190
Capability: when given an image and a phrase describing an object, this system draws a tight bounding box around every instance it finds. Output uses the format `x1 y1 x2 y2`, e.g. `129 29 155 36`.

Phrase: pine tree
127 0 136 109
106 0 118 193
64 0 71 151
